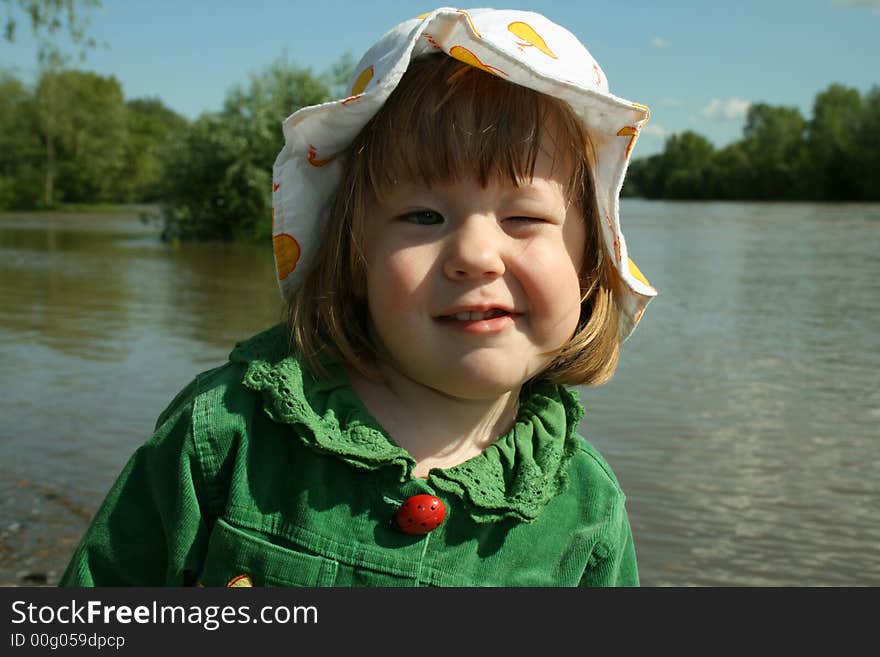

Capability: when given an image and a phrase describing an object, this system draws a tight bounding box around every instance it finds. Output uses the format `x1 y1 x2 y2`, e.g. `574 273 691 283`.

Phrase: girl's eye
402 210 444 225
506 216 546 224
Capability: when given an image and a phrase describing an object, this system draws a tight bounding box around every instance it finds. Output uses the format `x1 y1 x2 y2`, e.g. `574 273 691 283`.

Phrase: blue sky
2 0 879 157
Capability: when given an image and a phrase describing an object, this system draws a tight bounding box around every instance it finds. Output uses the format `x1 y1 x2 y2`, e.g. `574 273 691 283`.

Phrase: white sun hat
272 7 657 339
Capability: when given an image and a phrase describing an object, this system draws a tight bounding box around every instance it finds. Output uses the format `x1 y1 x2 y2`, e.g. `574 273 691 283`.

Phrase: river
1 201 878 586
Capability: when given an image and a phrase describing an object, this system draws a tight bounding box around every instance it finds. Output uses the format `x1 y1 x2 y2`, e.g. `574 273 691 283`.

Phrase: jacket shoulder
151 358 261 516
569 436 626 498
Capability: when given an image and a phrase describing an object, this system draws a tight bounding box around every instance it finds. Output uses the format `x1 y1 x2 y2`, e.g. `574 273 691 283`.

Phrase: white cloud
701 97 752 121
642 123 671 138
833 0 880 13
651 37 669 48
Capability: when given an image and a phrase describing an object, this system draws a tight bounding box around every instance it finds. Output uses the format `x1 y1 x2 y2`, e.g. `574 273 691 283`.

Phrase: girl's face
361 139 586 401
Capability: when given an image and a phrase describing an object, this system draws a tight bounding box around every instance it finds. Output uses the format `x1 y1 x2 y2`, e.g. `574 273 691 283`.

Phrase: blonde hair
288 53 624 386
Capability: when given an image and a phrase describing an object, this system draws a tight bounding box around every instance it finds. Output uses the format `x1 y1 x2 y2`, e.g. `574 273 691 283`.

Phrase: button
395 494 446 535
227 574 253 587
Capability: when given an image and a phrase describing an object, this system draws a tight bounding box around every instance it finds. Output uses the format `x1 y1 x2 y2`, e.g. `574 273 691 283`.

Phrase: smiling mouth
434 308 519 334
441 309 512 321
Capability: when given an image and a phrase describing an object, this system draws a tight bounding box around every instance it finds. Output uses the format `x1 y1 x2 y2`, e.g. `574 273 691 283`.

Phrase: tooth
453 311 487 320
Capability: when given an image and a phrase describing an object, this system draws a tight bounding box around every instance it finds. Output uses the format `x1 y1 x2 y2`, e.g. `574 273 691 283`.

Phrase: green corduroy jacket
59 324 639 587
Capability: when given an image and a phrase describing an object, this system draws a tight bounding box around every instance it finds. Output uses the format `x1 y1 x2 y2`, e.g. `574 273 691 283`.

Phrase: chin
426 365 538 401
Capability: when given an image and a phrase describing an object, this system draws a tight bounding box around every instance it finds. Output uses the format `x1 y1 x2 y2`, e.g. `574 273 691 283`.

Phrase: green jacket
60 324 638 587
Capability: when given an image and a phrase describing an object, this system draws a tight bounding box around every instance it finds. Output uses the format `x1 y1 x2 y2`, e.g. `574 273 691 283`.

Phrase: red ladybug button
395 494 446 535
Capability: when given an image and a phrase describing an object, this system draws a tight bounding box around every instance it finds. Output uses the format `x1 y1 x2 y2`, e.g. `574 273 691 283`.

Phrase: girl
60 7 656 587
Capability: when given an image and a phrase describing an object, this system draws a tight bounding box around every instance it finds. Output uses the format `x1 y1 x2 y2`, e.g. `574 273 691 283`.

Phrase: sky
2 0 879 157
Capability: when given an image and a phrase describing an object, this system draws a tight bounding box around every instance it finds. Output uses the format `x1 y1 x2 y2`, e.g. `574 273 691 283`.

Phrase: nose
442 216 506 281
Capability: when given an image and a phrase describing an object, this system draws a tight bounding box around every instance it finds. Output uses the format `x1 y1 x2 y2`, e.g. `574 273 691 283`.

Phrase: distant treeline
0 69 187 209
0 55 352 241
623 84 880 201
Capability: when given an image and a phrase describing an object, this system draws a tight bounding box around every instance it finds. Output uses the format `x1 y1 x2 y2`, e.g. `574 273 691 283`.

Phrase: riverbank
0 204 161 238
1 202 159 215
1 478 89 587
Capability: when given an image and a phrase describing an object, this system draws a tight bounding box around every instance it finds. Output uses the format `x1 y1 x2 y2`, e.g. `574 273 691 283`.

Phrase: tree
662 131 715 198
0 70 42 208
157 56 339 242
707 142 750 200
2 0 103 66
626 84 876 201
121 97 188 202
5 1 106 205
629 131 715 199
853 85 880 201
157 113 271 241
623 153 662 198
34 69 127 204
1 67 186 208
741 103 807 199
806 84 864 199
222 57 335 176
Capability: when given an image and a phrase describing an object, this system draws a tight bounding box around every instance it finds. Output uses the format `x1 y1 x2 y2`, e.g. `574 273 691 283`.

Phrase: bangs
350 53 591 204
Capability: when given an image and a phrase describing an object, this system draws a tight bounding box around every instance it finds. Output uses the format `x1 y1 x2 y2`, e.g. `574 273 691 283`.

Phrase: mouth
440 308 512 321
434 306 520 333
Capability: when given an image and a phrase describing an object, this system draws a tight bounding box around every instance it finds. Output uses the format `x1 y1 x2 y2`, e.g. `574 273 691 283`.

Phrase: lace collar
229 324 585 524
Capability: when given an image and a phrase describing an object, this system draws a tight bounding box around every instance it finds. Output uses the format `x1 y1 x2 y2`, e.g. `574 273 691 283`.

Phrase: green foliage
157 114 272 241
0 67 186 210
223 58 333 176
36 69 127 203
741 103 807 199
707 143 751 199
0 71 42 207
854 86 880 200
626 131 716 199
122 97 188 201
2 0 103 66
627 83 880 201
806 84 864 200
0 53 346 227
155 56 340 243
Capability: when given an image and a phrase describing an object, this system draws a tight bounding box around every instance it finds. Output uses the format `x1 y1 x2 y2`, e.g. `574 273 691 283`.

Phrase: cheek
517 241 584 336
365 249 428 317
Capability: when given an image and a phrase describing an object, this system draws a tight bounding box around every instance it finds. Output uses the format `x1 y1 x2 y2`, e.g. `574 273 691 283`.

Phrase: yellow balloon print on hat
617 126 640 160
351 65 373 96
274 233 301 280
617 105 650 159
449 46 507 77
627 257 654 291
508 21 557 58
